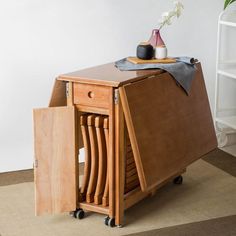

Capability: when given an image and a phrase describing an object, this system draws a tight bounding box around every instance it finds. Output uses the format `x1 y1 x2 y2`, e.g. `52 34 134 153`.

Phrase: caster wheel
74 208 85 219
108 218 115 227
104 216 109 226
104 216 115 227
173 175 183 185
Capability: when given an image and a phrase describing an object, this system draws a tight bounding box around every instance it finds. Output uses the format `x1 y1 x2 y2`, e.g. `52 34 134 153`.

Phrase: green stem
224 0 236 9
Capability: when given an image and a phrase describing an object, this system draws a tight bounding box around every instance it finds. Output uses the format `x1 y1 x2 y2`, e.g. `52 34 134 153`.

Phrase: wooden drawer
73 83 111 108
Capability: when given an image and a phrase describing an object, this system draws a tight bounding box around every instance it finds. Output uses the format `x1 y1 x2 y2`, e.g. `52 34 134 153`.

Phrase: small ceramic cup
155 46 167 59
136 42 154 60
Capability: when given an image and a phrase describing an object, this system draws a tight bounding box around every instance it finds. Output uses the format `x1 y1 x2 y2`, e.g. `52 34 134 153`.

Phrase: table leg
108 88 115 220
115 90 125 226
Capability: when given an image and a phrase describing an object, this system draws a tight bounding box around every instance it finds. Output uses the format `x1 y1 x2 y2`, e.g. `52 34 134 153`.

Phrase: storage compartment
79 114 109 206
79 113 140 208
73 83 110 108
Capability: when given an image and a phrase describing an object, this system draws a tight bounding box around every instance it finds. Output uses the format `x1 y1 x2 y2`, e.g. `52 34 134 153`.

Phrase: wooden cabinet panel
119 65 217 192
33 106 77 215
49 80 67 107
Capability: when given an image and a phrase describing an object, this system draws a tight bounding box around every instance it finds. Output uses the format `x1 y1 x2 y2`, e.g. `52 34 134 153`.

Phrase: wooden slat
94 116 107 205
34 106 77 215
126 162 136 172
125 168 137 178
80 114 91 201
126 145 132 153
102 117 109 207
126 173 139 184
126 149 134 157
119 63 217 192
124 125 139 194
126 156 135 165
127 141 131 146
86 115 98 203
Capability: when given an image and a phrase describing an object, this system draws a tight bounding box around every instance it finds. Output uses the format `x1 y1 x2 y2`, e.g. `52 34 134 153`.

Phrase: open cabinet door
33 106 77 215
119 64 217 192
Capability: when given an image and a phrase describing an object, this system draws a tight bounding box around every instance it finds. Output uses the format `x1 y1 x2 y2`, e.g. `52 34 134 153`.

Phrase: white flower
158 1 184 30
162 12 170 18
174 1 184 17
174 1 184 9
160 12 170 25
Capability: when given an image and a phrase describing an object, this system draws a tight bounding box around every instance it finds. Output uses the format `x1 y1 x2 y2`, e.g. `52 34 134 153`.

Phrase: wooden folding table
33 62 217 227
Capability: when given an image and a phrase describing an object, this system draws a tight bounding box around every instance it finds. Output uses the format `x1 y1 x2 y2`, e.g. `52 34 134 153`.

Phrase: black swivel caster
104 216 115 227
70 208 85 219
173 175 183 185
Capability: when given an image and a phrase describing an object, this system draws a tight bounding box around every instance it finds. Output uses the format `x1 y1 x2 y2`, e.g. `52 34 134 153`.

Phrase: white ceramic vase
155 46 167 59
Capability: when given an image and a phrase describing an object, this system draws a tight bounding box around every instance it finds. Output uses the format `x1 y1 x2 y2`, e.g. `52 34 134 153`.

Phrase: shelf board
219 60 236 65
219 20 236 27
217 69 236 80
78 202 109 215
216 116 236 129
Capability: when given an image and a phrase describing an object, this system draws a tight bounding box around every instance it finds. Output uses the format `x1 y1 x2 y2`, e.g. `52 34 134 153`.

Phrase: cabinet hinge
34 159 38 168
114 89 119 104
66 82 70 97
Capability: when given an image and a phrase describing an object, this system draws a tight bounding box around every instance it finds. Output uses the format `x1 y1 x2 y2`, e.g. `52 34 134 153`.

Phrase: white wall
0 0 224 172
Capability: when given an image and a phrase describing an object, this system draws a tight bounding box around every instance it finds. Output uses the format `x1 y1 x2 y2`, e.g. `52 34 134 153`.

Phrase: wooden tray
127 57 176 64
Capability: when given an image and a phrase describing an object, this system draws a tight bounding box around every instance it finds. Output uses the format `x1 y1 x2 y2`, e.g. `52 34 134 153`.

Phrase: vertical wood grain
34 106 77 215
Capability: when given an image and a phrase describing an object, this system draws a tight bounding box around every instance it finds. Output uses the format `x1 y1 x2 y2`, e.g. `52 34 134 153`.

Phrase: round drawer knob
88 91 94 98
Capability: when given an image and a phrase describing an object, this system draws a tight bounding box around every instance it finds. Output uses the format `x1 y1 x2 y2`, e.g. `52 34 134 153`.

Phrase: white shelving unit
215 10 236 136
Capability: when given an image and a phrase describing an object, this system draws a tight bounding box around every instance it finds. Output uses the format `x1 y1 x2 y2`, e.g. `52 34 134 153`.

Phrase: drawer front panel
73 83 110 108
